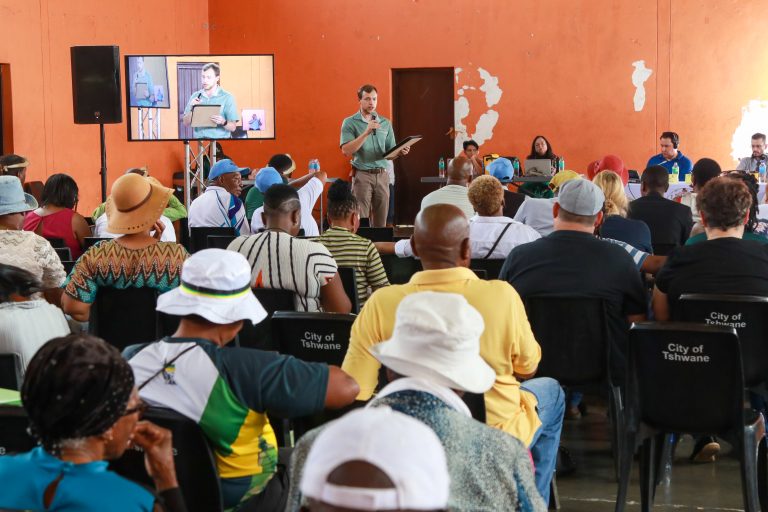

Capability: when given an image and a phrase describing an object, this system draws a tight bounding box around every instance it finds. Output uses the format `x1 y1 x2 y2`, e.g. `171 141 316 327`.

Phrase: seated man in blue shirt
646 131 693 180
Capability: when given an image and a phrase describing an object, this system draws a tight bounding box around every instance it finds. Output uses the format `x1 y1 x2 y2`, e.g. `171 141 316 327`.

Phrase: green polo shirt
340 111 396 170
183 87 239 139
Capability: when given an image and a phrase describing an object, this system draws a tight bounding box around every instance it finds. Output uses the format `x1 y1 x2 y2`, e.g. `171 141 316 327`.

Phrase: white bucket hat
156 249 267 325
300 406 449 510
370 291 496 393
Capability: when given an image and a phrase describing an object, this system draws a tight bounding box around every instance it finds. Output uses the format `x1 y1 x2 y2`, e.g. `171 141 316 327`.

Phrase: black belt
354 167 385 174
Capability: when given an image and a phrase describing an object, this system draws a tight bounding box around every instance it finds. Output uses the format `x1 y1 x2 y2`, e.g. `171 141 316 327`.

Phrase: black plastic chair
189 227 235 253
83 237 110 250
0 353 22 391
44 237 66 248
469 258 505 279
677 294 768 388
470 268 488 279
616 322 767 512
651 243 677 256
0 405 36 455
109 407 223 512
237 289 296 350
53 246 72 261
206 234 237 250
525 296 624 481
379 254 422 285
89 287 161 351
357 227 394 242
337 267 360 314
62 260 76 275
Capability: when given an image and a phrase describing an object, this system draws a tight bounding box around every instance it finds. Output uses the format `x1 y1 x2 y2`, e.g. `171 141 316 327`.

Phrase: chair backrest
0 353 22 391
461 392 487 423
524 296 608 385
83 237 110 250
0 406 36 456
271 311 355 366
90 287 160 351
53 246 72 262
238 289 296 350
357 227 394 242
62 260 76 275
651 243 677 256
379 254 422 285
44 237 66 248
109 407 223 512
206 234 237 250
627 322 744 435
189 227 235 253
676 294 768 387
470 268 488 279
469 258 504 279
337 267 360 314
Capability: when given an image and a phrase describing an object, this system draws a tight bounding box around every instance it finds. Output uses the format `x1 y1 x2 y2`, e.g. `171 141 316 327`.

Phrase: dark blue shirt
646 151 693 178
600 215 653 253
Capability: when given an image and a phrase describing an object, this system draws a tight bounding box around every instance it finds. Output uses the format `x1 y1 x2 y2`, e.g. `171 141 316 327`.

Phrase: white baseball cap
370 291 496 393
300 407 449 510
156 249 267 325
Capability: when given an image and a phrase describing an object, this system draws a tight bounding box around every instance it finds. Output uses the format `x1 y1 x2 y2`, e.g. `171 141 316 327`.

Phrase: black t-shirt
627 192 693 250
655 237 768 314
499 230 648 380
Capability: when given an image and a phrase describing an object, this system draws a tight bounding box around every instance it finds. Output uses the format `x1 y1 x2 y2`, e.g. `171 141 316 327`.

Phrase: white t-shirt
513 197 557 236
251 177 323 236
0 301 70 375
94 214 176 242
227 230 337 312
188 186 251 235
420 185 475 220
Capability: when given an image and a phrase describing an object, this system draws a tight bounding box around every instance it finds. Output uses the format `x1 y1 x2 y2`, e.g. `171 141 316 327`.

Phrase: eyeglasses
123 400 148 419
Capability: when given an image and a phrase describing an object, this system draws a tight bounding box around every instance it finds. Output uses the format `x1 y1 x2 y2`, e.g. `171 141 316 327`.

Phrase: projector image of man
131 56 154 107
182 62 239 139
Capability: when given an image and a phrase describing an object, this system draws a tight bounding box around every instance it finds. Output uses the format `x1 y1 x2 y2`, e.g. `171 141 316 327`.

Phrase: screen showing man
130 56 154 107
182 63 239 139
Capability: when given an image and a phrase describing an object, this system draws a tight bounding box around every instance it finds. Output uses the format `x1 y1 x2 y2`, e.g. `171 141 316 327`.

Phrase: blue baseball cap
209 159 250 181
488 158 513 181
255 167 284 193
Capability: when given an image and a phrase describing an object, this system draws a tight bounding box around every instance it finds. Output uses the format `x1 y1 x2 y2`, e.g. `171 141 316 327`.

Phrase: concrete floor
556 402 746 511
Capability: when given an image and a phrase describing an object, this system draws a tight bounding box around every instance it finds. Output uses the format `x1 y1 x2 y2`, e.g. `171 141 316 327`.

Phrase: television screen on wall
125 54 275 141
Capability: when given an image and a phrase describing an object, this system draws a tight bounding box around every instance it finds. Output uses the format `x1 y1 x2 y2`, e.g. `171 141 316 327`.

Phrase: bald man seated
420 156 475 219
341 203 564 505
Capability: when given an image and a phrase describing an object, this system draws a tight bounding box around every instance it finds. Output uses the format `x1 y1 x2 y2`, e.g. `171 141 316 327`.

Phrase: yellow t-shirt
342 266 543 446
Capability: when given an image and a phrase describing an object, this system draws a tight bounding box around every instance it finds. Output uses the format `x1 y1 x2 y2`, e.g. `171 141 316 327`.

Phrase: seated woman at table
526 135 560 172
0 333 186 511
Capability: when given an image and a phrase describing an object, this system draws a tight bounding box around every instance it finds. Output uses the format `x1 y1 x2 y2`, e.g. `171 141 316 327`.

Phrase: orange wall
209 0 768 182
0 0 209 213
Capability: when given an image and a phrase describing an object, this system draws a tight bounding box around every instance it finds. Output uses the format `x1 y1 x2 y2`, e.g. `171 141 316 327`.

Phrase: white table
626 182 766 202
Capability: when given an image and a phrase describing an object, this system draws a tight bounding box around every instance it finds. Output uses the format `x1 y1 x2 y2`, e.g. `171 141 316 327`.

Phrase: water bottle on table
671 162 680 183
558 158 565 172
759 162 766 183
438 157 446 178
309 159 320 172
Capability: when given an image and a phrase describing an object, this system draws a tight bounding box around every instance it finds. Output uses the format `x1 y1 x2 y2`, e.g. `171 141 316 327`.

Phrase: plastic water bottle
309 159 320 172
671 162 680 183
759 162 766 183
438 157 445 178
513 159 520 176
558 158 565 171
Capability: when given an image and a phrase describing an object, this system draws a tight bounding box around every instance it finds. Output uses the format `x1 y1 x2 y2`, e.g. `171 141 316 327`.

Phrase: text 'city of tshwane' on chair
525 296 625 481
109 406 223 512
615 322 767 512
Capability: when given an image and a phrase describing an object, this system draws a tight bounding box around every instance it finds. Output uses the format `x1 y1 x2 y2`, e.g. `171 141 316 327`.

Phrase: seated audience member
646 131 694 179
245 166 284 221
687 171 768 244
244 154 300 220
342 203 563 504
299 408 451 512
677 158 721 225
420 156 475 219
0 264 70 373
488 157 526 218
251 165 327 236
627 165 693 252
587 154 630 186
62 174 188 322
313 180 389 306
0 153 29 185
460 139 484 177
653 177 768 462
229 184 351 313
125 249 359 511
0 176 65 302
188 158 251 235
92 167 187 223
0 334 185 512
500 180 647 418
289 292 544 510
593 170 652 252
527 135 560 172
94 178 176 242
513 170 581 236
23 173 90 260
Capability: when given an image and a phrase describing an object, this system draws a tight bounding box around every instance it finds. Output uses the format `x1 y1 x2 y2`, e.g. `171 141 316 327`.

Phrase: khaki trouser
352 169 389 227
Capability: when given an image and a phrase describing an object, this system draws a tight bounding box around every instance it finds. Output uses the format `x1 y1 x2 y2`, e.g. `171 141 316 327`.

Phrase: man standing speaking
340 84 408 227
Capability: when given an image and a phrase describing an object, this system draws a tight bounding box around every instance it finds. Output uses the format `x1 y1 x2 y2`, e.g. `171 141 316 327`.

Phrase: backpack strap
484 222 513 259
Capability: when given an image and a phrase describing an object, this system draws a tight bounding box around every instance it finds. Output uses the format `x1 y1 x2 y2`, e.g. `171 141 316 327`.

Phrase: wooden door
392 68 454 225
176 62 208 139
0 64 13 154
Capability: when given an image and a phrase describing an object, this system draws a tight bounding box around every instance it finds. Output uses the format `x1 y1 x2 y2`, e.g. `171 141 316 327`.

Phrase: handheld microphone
371 112 377 136
196 92 203 101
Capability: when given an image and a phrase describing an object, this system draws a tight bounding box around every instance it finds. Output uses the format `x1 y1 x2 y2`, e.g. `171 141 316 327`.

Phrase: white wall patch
731 100 768 163
454 67 502 154
631 60 652 112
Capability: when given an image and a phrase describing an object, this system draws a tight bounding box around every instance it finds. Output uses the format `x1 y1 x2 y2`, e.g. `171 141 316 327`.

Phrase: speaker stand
182 140 217 212
99 123 107 202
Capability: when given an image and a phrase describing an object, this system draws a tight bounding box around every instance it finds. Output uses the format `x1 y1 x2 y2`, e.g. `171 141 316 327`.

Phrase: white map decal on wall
731 100 768 163
455 67 502 154
631 60 652 112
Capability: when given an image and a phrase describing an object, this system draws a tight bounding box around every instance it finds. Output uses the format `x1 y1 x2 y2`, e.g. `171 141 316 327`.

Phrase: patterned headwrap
21 334 135 452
